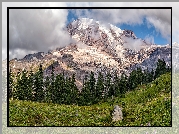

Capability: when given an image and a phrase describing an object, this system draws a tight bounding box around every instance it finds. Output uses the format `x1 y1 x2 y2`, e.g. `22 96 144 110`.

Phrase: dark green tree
9 68 14 100
15 69 28 100
95 72 104 103
79 75 93 105
128 69 137 90
26 70 34 101
143 69 150 84
14 71 22 100
89 71 96 103
105 72 112 97
154 59 167 79
128 67 143 91
53 74 61 104
63 76 72 104
50 64 56 103
70 73 79 105
136 67 144 85
58 72 66 104
118 72 128 96
44 75 51 103
149 69 155 82
34 64 44 102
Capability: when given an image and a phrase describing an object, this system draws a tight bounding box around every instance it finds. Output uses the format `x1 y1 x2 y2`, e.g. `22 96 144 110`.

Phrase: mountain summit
9 18 171 89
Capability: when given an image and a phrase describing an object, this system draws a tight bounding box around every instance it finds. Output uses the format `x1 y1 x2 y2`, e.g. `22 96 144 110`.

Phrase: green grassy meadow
9 73 171 126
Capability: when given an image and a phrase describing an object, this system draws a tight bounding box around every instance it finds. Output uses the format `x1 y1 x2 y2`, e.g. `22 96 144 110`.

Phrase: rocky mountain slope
9 18 171 89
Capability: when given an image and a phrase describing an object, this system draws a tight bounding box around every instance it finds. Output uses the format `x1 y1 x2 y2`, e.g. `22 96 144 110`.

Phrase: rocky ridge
9 18 172 89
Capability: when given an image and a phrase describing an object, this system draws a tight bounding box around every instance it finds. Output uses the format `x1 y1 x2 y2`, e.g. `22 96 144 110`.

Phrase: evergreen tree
118 72 128 96
53 74 61 104
95 72 104 103
89 71 96 103
21 69 29 100
9 68 14 100
44 75 51 103
105 72 112 97
26 70 34 101
59 72 66 104
64 76 72 104
70 73 79 105
128 67 143 91
80 75 92 105
78 75 88 105
15 70 28 100
128 69 138 90
109 73 118 98
166 65 171 72
143 68 155 83
136 67 144 85
149 69 155 82
14 71 22 100
154 59 167 79
50 64 56 103
34 64 44 102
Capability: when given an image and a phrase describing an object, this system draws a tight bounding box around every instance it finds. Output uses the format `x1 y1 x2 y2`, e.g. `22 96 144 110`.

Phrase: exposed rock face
112 105 123 122
9 18 172 89
22 52 44 61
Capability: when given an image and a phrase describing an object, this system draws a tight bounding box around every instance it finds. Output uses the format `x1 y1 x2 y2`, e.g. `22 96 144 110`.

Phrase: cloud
9 8 74 60
144 35 155 45
123 37 144 51
71 8 171 43
2 2 179 61
9 48 37 60
146 16 171 43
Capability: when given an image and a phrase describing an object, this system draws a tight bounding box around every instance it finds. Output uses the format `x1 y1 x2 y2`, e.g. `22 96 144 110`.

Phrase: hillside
9 72 171 126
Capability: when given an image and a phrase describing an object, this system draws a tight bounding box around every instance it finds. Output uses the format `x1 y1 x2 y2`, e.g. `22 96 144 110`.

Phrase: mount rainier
9 18 171 89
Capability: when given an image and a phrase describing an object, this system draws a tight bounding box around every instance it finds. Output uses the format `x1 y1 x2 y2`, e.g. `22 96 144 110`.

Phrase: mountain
9 18 171 89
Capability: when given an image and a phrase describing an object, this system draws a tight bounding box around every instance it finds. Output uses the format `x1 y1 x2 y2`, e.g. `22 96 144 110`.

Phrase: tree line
9 59 171 106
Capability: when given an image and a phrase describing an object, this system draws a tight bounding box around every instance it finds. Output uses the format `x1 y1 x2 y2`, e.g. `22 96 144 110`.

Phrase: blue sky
118 23 168 45
67 9 170 45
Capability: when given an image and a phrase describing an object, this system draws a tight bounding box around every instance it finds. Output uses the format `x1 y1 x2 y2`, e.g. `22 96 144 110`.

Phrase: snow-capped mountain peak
9 18 171 89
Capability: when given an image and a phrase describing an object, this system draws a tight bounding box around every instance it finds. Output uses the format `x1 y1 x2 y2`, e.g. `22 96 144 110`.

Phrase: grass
9 73 171 126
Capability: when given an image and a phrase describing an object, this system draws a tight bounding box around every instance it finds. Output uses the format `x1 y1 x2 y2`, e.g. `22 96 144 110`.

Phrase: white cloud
71 8 171 43
9 48 37 60
2 2 179 61
146 16 170 43
9 8 73 60
144 35 155 45
123 37 144 51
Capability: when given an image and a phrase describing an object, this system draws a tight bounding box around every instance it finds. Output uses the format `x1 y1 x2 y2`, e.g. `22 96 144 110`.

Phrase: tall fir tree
118 72 128 96
89 71 96 104
70 73 79 105
50 64 56 103
34 64 44 102
15 69 28 100
53 74 62 104
128 69 137 91
80 75 92 105
59 72 66 104
155 59 168 79
95 72 104 103
9 68 14 100
44 75 51 103
109 73 118 98
105 72 112 97
26 69 34 101
136 67 144 85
